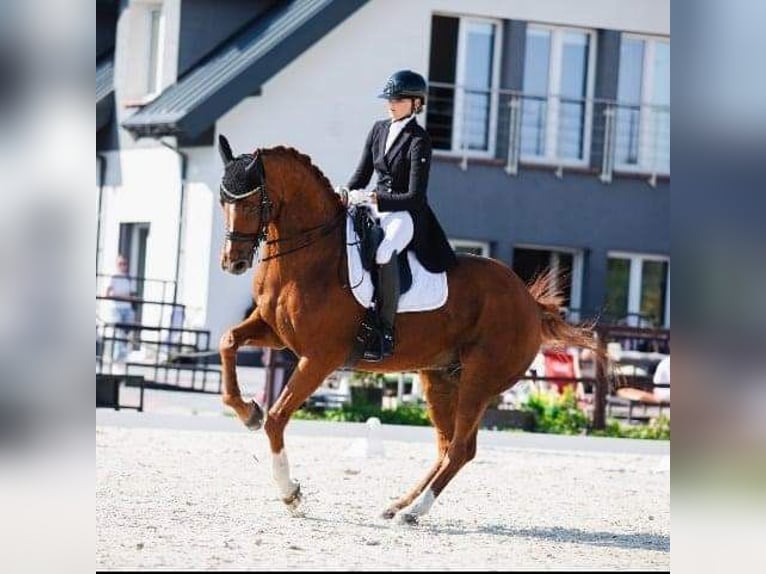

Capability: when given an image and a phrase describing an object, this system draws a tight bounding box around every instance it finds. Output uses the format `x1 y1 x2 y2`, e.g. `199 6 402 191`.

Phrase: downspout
159 139 188 309
96 153 107 275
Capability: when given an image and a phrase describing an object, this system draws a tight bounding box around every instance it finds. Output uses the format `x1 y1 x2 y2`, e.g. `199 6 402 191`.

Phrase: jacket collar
384 118 416 166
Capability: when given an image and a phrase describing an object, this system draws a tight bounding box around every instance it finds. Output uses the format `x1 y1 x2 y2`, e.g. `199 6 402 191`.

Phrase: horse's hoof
282 482 302 509
397 512 419 525
381 507 398 520
245 400 264 431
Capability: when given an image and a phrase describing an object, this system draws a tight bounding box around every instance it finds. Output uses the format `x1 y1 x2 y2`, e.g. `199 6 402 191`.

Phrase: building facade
97 0 670 343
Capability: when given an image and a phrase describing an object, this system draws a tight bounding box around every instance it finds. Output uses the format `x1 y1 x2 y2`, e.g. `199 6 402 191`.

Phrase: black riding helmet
378 69 427 105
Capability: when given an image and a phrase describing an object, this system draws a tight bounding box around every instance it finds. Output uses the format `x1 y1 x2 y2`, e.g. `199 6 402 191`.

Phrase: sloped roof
96 54 114 132
122 0 368 139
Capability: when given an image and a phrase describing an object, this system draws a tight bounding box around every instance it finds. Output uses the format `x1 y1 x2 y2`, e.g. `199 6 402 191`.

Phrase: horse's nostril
232 260 248 274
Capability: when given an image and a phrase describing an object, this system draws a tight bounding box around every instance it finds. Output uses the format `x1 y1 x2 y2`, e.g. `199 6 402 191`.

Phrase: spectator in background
105 254 138 362
653 355 671 402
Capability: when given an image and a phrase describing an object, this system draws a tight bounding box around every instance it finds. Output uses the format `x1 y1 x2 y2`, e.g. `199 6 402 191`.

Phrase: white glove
347 189 374 206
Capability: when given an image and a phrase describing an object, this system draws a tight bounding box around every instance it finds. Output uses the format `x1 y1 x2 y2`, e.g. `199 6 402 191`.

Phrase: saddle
350 205 412 294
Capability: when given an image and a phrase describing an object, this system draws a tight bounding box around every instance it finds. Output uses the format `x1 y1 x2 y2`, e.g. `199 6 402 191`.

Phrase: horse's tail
527 269 608 370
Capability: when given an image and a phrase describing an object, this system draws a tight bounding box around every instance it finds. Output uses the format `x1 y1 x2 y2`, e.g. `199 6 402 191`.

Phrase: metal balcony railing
426 82 670 185
96 273 182 329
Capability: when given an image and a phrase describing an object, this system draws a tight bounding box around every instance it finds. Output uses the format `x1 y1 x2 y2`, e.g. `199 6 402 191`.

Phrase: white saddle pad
346 215 447 313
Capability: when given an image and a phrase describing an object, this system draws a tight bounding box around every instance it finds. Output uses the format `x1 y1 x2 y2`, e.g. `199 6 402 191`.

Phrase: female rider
338 69 457 361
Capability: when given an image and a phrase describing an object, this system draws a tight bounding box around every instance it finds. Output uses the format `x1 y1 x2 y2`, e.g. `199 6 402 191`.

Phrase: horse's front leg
219 309 283 429
264 357 337 512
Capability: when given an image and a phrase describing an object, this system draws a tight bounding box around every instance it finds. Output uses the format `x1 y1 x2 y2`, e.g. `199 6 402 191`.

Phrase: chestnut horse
216 135 606 524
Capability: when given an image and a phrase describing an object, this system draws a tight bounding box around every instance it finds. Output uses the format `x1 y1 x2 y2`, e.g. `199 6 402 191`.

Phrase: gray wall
97 0 121 152
424 25 668 318
428 160 670 316
97 0 120 59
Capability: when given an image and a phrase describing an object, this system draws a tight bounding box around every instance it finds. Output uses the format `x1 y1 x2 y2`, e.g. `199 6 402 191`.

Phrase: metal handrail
425 81 669 183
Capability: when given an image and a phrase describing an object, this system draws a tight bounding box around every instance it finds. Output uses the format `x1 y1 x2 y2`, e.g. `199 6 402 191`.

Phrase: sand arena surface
96 419 669 571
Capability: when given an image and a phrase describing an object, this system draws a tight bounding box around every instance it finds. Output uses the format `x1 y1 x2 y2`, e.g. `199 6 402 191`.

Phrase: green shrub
522 387 589 435
294 402 431 426
293 389 669 440
592 414 670 440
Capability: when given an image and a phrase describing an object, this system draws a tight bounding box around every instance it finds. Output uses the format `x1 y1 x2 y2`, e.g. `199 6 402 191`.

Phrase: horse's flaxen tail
526 269 609 371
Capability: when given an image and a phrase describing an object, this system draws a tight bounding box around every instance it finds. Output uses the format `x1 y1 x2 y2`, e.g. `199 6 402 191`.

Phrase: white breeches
370 207 414 265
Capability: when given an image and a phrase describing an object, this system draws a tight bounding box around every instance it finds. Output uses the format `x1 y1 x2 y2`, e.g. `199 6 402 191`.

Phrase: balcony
426 82 670 186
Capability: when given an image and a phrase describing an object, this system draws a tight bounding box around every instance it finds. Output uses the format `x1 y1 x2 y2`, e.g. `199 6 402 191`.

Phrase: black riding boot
362 253 400 361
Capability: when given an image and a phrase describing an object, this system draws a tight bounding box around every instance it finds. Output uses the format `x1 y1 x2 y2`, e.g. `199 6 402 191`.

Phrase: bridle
221 149 344 262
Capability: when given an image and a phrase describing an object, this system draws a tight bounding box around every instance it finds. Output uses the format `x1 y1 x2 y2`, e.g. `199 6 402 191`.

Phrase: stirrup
363 326 393 362
357 314 383 362
380 326 394 359
363 346 383 362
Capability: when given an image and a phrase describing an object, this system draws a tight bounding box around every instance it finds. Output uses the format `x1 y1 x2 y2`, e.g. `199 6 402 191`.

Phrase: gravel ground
96 423 669 571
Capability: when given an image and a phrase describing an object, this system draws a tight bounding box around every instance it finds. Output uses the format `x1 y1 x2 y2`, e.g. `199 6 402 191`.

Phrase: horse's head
217 135 272 275
217 135 345 273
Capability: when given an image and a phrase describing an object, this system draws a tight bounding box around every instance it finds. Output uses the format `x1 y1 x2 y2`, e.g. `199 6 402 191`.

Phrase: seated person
653 355 670 402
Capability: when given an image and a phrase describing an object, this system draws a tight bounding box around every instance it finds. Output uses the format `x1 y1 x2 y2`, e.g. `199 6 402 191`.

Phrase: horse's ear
218 134 234 165
244 151 258 174
244 152 261 187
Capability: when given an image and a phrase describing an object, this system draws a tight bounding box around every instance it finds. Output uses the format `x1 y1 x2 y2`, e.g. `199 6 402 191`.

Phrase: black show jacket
347 118 457 273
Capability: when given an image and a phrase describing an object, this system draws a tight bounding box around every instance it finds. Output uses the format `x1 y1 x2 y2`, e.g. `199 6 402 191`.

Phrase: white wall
185 146 248 338
114 0 181 151
98 148 181 324
178 179 214 330
102 0 217 335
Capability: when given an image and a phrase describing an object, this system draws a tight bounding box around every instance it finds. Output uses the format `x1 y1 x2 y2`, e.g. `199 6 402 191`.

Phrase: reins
260 210 346 261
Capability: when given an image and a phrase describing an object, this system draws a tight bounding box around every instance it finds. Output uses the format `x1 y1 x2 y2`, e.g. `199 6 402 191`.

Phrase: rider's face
387 98 413 121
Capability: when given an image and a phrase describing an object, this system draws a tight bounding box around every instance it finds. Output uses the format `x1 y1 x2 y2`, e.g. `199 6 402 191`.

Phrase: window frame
449 238 491 257
520 24 598 168
614 34 670 176
607 251 670 327
429 14 503 160
145 5 166 97
513 243 584 320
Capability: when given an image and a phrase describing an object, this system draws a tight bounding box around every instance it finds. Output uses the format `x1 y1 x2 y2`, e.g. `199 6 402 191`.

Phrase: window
512 246 584 320
146 7 165 95
521 25 596 165
615 36 670 174
606 252 669 327
450 239 491 257
427 15 502 156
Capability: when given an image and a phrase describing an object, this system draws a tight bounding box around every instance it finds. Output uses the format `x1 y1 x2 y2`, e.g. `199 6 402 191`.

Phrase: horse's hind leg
382 369 458 519
219 308 283 429
397 365 491 524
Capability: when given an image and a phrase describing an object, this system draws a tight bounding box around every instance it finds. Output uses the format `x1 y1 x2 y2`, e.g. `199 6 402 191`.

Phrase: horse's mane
264 146 335 196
